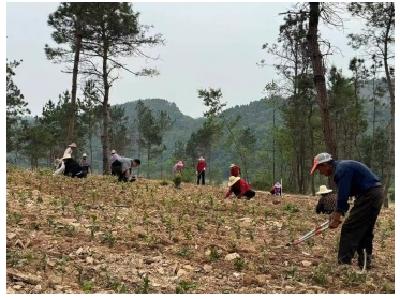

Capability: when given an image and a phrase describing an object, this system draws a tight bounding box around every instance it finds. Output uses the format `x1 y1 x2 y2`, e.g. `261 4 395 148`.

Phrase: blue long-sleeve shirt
333 160 381 213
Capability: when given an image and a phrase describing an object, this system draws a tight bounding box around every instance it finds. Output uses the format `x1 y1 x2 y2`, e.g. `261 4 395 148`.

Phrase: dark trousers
197 170 205 185
338 186 384 266
244 190 256 199
63 158 84 178
81 166 89 178
111 160 130 182
112 160 123 179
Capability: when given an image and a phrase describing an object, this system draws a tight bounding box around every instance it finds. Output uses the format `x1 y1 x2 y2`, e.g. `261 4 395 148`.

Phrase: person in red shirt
196 156 207 185
225 176 255 199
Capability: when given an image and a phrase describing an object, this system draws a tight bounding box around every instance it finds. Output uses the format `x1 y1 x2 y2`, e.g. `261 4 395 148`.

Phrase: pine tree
6 59 30 152
77 2 163 174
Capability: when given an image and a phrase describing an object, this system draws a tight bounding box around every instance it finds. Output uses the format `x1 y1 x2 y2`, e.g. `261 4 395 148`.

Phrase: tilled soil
6 167 395 294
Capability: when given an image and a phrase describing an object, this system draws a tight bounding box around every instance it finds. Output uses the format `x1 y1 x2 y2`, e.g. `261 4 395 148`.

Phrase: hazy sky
6 2 364 118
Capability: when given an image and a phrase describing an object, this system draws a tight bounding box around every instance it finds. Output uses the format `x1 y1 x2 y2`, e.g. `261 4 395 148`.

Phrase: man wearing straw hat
315 185 337 214
225 176 255 200
310 152 383 269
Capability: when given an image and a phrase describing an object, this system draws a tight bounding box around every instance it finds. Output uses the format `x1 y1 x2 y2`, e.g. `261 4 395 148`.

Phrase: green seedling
176 280 197 294
233 257 246 271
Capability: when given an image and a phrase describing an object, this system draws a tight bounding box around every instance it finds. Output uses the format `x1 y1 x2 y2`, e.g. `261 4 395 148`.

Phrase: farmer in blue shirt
310 152 384 269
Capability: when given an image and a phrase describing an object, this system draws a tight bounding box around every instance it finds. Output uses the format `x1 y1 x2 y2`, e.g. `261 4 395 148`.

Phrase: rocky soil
6 167 395 294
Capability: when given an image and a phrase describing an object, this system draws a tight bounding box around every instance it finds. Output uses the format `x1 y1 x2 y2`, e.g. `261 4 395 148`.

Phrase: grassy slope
6 167 395 294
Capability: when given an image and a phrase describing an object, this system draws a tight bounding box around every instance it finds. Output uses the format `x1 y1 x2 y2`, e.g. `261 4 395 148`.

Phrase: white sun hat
227 176 241 187
316 185 333 195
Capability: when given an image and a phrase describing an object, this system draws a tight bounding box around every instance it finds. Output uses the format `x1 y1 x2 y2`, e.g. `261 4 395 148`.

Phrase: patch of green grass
209 246 221 262
101 230 116 248
177 245 193 258
312 263 329 286
196 219 205 232
6 250 23 267
111 281 129 293
81 280 94 293
7 212 23 225
381 281 395 294
283 203 299 213
342 269 367 285
234 222 241 239
176 280 197 294
233 257 246 271
135 276 150 294
284 265 299 281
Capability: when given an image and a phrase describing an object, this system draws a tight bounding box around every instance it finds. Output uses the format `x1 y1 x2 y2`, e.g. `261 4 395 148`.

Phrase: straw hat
68 143 77 148
227 176 241 187
62 152 71 160
316 185 332 195
111 149 116 154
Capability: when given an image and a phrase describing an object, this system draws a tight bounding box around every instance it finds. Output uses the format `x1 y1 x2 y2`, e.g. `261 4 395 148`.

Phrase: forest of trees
6 2 394 201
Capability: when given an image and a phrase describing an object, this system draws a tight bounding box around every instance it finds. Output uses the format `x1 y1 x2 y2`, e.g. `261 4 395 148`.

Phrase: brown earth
6 167 395 294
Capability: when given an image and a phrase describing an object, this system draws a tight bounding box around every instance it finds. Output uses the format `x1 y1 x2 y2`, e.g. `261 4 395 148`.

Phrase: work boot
357 251 372 270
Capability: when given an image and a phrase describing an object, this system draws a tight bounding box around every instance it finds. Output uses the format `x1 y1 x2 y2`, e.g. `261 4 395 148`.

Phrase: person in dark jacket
225 176 255 200
310 152 384 269
79 153 91 178
315 185 337 214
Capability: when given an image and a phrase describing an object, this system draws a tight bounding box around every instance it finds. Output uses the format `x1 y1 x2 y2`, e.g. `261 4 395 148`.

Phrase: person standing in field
196 156 207 185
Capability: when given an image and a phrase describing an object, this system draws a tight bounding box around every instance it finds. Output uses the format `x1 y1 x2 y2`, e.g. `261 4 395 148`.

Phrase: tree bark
101 40 110 175
382 3 395 207
272 100 276 183
66 32 82 144
307 2 337 188
147 145 150 178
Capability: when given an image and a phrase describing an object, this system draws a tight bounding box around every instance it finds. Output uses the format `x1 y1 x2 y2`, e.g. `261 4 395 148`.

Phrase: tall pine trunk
66 33 82 144
382 3 395 207
307 2 337 188
147 144 151 179
101 39 110 175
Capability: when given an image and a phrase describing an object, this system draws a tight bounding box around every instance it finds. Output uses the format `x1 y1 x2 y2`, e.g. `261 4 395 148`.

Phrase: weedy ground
6 167 395 294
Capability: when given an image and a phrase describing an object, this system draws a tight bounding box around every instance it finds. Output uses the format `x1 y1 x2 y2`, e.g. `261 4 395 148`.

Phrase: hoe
286 220 329 246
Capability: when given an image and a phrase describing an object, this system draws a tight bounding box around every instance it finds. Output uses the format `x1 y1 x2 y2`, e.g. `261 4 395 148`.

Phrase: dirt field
6 167 395 294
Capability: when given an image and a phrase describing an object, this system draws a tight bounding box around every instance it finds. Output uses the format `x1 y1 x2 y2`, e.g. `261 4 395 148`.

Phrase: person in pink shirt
173 160 184 176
